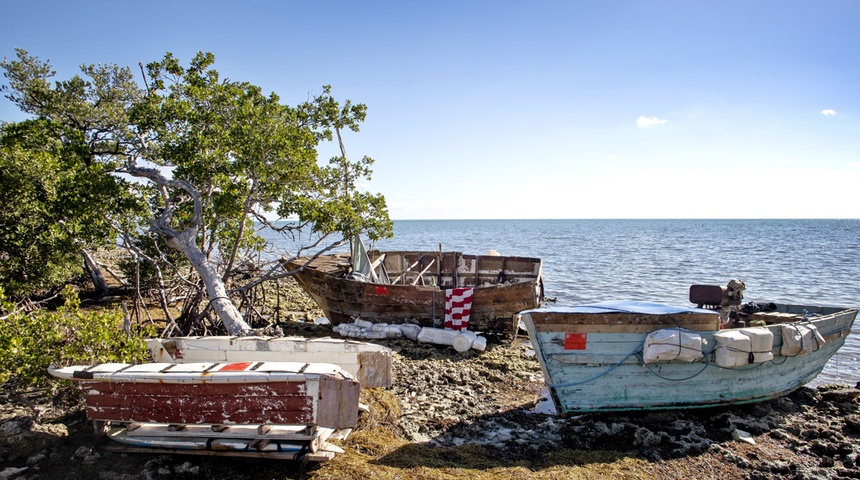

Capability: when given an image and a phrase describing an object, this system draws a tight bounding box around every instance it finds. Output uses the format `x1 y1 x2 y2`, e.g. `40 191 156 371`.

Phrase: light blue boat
521 289 857 414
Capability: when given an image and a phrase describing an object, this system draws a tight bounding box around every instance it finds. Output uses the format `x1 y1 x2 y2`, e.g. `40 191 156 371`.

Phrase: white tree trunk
82 249 109 294
165 231 251 335
126 157 251 335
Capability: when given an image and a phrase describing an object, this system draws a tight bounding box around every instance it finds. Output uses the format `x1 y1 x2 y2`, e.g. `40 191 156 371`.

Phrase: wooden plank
86 405 316 426
532 322 719 333
357 351 392 388
125 423 317 441
549 353 642 365
87 393 312 412
529 311 720 331
83 381 307 397
100 444 312 461
82 381 316 425
309 427 335 453
746 312 803 323
103 429 339 462
315 375 360 430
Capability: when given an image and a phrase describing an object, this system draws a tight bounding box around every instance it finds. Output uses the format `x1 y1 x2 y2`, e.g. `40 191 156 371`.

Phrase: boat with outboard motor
520 281 857 414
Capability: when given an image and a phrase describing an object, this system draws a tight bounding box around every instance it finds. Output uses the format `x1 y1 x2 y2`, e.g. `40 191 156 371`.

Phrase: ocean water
360 219 860 386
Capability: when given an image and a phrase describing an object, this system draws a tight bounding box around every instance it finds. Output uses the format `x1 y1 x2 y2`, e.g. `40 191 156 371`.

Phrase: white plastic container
738 327 774 363
416 327 460 346
398 324 422 341
714 330 752 368
643 329 703 363
453 331 478 352
781 324 825 357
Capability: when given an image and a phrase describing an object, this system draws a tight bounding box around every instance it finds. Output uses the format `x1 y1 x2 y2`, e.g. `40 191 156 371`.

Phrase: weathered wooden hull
50 361 361 429
522 302 857 414
145 336 393 388
289 251 543 333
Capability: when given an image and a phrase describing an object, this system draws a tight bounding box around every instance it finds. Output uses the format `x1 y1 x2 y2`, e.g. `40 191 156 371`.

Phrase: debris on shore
1 279 858 479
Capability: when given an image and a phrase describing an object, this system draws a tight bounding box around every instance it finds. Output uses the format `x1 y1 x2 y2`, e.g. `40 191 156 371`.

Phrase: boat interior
365 250 543 288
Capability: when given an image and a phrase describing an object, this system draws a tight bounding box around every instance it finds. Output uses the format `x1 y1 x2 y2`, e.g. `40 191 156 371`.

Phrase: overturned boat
288 237 543 334
49 361 361 461
521 281 857 414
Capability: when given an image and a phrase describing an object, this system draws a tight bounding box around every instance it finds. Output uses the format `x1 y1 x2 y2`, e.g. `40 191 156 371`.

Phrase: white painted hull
145 336 392 388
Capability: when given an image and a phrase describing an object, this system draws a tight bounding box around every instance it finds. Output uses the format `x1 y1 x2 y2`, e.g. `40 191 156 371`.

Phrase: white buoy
370 323 403 338
399 324 422 341
453 331 478 352
416 327 460 346
353 318 374 329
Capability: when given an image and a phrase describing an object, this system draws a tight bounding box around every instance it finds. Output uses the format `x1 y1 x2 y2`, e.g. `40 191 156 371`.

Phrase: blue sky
2 1 859 219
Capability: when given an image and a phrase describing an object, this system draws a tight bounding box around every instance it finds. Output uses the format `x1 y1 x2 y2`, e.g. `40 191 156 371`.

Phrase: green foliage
134 53 393 254
0 122 84 294
0 49 146 297
0 286 153 389
2 49 392 318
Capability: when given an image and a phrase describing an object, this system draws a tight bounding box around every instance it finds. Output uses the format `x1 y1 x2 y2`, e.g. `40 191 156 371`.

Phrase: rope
640 357 710 382
544 347 642 389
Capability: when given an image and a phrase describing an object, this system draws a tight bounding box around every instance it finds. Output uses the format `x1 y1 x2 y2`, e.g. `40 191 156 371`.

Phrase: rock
0 417 68 462
175 462 200 475
0 467 28 480
25 452 45 465
0 467 28 479
732 429 756 444
633 427 663 448
83 450 101 464
72 446 91 459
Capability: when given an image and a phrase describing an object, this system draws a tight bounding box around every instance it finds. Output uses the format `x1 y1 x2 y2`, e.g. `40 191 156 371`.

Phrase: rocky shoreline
1 281 859 479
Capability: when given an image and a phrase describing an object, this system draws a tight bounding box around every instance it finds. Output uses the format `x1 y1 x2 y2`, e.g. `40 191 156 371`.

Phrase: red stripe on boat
218 362 254 371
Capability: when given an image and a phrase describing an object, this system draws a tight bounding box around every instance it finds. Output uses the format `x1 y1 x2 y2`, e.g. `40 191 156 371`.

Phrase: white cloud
636 115 668 128
821 109 837 116
849 162 860 169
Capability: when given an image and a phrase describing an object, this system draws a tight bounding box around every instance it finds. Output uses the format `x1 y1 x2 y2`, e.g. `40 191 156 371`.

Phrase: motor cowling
689 279 746 308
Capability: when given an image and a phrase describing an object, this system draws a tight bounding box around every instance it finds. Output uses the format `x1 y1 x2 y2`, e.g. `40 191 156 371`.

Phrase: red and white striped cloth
444 287 474 331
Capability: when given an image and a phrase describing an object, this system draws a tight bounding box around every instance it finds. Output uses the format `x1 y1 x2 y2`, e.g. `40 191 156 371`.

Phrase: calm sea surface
279 219 860 386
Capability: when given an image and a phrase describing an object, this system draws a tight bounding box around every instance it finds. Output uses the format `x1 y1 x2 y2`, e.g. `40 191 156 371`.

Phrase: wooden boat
521 284 857 414
49 361 361 461
288 241 543 333
145 335 393 388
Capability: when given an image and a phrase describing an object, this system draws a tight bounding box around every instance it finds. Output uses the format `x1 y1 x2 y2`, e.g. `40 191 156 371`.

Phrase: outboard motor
689 279 746 308
689 279 747 328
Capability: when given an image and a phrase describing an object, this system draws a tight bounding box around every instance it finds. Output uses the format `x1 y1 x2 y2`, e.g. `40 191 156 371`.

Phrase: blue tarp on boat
522 300 715 316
